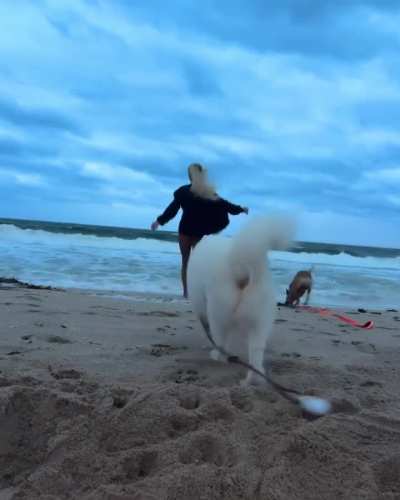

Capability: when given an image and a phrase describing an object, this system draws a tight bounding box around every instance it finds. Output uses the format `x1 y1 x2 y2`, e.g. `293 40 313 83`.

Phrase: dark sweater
157 184 244 236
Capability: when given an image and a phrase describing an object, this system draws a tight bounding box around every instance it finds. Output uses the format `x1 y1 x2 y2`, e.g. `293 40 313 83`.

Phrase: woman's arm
151 191 181 230
219 198 248 215
157 198 181 225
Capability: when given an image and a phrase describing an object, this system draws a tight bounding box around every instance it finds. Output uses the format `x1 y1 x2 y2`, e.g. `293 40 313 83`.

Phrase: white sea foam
0 224 177 253
272 249 400 271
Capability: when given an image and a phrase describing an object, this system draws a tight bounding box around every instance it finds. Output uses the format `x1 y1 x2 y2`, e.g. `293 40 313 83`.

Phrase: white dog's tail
229 215 295 287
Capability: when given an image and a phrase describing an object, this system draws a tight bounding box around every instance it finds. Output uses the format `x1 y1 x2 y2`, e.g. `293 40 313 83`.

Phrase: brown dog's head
285 287 296 306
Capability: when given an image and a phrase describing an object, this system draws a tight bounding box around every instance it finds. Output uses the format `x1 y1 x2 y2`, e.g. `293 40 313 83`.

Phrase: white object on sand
298 396 331 416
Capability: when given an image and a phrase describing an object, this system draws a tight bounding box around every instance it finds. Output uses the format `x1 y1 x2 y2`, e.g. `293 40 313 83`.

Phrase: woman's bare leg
179 234 202 298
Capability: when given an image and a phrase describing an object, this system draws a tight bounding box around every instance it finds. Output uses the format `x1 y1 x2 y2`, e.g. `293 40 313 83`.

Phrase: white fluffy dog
187 215 294 385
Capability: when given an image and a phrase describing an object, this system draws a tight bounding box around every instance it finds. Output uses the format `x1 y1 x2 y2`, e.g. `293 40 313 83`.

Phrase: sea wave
272 250 400 271
1 222 400 308
2 223 400 271
0 224 177 253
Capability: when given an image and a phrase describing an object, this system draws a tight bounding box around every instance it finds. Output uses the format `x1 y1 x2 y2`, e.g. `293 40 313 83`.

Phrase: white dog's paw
210 349 221 361
241 371 265 387
210 349 226 362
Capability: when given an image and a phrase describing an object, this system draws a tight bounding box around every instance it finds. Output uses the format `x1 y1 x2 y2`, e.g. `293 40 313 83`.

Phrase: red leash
298 305 374 329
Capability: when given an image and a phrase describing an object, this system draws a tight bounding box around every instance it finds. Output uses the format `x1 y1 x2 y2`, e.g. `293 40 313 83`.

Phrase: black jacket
157 184 244 236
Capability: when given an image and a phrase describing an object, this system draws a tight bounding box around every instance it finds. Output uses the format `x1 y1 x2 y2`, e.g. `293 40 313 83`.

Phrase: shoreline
1 285 400 498
1 276 398 312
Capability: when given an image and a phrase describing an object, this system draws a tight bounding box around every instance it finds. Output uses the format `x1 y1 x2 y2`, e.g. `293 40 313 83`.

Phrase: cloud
0 0 399 245
365 167 400 183
355 99 400 130
0 167 47 187
81 162 153 183
387 194 400 207
79 161 172 207
0 98 85 136
106 0 400 61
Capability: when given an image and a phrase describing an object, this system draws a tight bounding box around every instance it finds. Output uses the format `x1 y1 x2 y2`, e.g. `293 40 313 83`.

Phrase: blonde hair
188 163 218 200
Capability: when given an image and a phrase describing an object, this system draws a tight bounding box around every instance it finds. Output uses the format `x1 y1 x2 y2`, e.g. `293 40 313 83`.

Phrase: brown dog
285 268 313 306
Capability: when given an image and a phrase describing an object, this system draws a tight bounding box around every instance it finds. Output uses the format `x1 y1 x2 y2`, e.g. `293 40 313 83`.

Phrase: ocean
1 217 399 310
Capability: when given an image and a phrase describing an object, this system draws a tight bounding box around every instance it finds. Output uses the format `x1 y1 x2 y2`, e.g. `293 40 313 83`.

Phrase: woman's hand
151 220 160 231
242 207 249 214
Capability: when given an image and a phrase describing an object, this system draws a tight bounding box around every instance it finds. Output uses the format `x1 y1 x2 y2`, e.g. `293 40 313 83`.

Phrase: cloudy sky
1 0 399 246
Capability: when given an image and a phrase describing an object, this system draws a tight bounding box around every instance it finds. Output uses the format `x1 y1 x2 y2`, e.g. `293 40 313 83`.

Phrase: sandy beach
1 284 400 499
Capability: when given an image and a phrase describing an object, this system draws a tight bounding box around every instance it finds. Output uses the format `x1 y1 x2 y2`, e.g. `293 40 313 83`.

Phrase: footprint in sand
178 387 200 410
331 397 360 415
46 335 72 345
122 450 159 481
281 352 301 359
179 432 236 467
271 359 299 375
49 367 82 380
27 303 41 308
150 344 187 357
168 411 199 437
111 388 130 409
90 305 118 311
351 341 377 354
320 331 338 337
21 335 33 344
230 387 254 412
374 455 400 494
174 369 200 384
137 311 180 318
360 380 383 388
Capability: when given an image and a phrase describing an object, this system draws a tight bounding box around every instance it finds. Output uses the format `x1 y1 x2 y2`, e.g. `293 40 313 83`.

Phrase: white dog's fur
187 215 294 385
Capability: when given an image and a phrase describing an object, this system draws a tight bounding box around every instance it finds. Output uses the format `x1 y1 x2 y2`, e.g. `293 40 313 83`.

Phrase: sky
0 0 400 247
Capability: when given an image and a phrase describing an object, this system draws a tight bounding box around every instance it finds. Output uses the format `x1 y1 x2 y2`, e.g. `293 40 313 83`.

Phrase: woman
151 163 248 298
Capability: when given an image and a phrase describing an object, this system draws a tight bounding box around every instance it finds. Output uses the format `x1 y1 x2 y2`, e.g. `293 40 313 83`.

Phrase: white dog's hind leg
242 332 266 386
199 315 220 354
207 304 230 362
208 323 226 362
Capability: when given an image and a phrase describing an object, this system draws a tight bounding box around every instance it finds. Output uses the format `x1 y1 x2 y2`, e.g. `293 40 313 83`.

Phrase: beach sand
1 285 400 499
